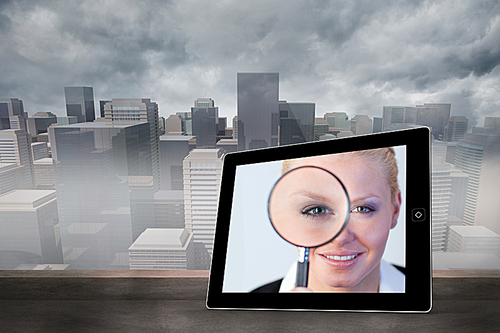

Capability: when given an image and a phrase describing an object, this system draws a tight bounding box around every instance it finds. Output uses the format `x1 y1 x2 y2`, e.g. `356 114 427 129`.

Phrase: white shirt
279 259 405 292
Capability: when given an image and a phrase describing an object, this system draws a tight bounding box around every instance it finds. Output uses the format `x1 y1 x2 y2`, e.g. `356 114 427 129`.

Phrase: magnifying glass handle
296 247 310 287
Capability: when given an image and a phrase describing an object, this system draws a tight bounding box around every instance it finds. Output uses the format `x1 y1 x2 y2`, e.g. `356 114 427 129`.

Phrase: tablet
207 127 432 312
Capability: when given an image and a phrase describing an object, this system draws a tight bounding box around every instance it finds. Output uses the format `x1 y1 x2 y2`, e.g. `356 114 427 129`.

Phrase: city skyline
1 1 500 126
1 80 500 270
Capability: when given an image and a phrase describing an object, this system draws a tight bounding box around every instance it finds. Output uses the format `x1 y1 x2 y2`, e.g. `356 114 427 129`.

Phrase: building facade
64 87 96 123
0 190 63 269
237 73 279 150
278 101 315 145
183 149 223 269
50 121 154 269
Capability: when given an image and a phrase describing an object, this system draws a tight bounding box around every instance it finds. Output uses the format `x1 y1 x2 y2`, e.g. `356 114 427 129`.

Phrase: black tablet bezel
207 127 432 312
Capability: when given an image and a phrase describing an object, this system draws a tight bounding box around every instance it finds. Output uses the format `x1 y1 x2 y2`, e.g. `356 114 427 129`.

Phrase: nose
330 223 355 247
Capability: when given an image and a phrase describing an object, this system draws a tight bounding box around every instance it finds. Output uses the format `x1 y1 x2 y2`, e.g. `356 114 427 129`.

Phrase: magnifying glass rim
267 165 351 248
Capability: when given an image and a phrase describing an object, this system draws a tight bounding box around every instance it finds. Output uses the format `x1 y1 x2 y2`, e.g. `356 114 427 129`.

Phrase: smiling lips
318 252 362 268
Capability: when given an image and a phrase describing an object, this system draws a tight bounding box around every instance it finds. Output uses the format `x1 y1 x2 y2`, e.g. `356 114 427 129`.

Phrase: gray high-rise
64 87 96 123
0 98 27 131
191 98 218 148
237 73 279 150
50 121 153 269
278 101 315 145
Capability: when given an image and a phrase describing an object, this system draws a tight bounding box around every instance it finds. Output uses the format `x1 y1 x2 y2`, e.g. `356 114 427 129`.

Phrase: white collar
279 259 405 292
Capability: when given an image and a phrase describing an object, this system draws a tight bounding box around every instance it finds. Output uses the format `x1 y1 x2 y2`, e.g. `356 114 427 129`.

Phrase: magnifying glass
268 165 350 288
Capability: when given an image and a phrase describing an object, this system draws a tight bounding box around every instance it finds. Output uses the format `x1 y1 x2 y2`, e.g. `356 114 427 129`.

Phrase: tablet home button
411 208 426 222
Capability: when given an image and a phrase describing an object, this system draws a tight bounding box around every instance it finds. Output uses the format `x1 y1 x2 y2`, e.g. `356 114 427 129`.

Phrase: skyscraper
351 115 373 136
0 98 28 131
465 135 500 235
191 98 218 148
237 73 279 150
183 149 223 269
382 103 451 139
103 98 160 192
278 101 315 145
382 106 417 131
444 116 468 142
50 121 153 269
0 102 10 130
431 155 452 252
454 130 500 233
64 87 96 123
415 103 451 140
0 129 34 190
160 135 194 191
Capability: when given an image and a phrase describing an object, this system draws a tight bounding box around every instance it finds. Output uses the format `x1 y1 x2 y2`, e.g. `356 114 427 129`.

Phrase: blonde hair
282 148 399 202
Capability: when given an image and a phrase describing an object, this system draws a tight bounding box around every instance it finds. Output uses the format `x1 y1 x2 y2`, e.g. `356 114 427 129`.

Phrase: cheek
352 214 392 254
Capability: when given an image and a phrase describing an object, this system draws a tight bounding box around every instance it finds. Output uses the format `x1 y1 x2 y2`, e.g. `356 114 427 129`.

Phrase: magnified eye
301 206 332 218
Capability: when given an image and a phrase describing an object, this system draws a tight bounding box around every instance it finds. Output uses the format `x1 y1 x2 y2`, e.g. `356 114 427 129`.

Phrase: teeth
325 254 358 261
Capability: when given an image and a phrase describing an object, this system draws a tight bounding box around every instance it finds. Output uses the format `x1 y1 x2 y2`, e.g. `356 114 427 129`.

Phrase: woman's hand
291 287 312 292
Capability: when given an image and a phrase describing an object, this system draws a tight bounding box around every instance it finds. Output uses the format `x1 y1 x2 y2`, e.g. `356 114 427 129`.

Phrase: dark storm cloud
0 0 499 125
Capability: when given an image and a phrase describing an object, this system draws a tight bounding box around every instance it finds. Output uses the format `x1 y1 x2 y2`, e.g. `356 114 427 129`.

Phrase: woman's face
290 154 401 292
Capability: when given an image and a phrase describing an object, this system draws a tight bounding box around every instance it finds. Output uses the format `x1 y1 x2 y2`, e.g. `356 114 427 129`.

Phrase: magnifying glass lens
268 166 349 248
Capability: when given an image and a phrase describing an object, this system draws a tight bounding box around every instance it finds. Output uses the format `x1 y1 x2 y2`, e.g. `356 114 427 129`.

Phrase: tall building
382 106 417 131
314 118 330 141
128 228 194 270
159 135 195 191
0 102 10 130
49 121 154 269
191 98 218 148
165 115 184 135
27 112 57 137
454 131 500 233
183 149 223 269
0 98 28 131
103 98 160 192
237 73 279 150
278 101 315 146
0 190 63 269
0 129 34 190
351 115 373 136
444 116 468 142
64 87 96 123
383 103 451 139
324 112 348 131
415 103 451 140
431 155 452 252
372 117 382 133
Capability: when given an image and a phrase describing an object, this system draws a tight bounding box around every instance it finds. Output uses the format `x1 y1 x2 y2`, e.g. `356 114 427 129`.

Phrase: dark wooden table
1 270 499 332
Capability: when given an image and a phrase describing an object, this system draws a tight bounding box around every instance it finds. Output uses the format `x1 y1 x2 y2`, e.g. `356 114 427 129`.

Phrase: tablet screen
207 128 431 312
222 146 406 293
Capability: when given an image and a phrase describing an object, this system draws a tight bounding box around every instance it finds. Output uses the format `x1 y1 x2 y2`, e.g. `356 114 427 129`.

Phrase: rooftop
0 190 56 209
56 121 145 129
450 226 500 238
160 135 195 141
129 228 191 250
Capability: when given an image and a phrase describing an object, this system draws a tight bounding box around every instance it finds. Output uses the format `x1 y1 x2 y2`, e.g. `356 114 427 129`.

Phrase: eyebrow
349 195 382 204
289 190 344 204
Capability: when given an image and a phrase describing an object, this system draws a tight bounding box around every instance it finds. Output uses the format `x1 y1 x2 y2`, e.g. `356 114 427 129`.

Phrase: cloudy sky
1 0 500 127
